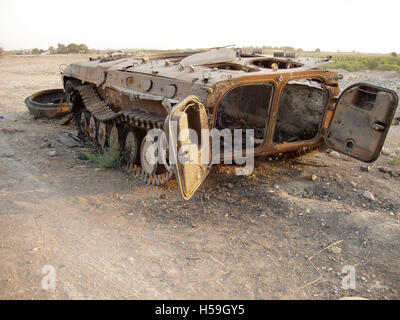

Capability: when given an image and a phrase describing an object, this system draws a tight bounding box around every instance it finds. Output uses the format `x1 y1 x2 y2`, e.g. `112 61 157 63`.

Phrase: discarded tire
24 89 70 119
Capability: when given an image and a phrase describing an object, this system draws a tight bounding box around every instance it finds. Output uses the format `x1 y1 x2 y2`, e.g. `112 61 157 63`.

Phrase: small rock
329 246 342 254
32 247 39 252
362 239 368 247
311 174 318 181
391 171 399 177
57 132 80 147
40 142 52 149
227 183 234 189
362 191 375 201
350 181 357 188
328 151 340 158
159 194 167 200
383 173 391 180
94 168 101 172
274 185 280 190
47 150 57 157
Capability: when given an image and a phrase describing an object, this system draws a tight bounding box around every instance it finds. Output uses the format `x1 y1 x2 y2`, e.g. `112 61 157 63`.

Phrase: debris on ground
40 141 52 149
329 246 342 254
59 114 73 126
57 131 81 147
328 151 340 158
362 191 376 201
24 89 70 119
360 165 371 172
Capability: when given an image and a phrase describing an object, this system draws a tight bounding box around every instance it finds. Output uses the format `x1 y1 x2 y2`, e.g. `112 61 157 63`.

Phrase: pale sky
0 0 398 53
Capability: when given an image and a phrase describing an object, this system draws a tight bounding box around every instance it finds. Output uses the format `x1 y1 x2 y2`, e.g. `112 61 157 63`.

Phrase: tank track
67 80 174 186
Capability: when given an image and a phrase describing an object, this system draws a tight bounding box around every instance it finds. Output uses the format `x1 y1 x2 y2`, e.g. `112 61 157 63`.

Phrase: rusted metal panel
326 83 398 162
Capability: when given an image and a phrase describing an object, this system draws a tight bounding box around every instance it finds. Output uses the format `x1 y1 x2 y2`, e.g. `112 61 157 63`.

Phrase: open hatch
327 83 398 162
167 96 211 200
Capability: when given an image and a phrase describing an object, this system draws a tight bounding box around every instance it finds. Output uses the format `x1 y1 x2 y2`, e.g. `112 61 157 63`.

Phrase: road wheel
109 124 120 146
88 116 96 141
98 122 107 147
124 129 140 164
140 135 161 175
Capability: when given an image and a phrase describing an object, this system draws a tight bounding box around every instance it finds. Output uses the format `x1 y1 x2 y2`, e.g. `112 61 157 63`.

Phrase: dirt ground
0 54 399 300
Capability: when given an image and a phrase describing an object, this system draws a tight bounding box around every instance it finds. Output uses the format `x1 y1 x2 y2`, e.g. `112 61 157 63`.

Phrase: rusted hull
62 48 398 199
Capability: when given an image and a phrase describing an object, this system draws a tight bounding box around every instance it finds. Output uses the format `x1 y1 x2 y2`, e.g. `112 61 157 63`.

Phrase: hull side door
167 96 212 200
326 83 398 162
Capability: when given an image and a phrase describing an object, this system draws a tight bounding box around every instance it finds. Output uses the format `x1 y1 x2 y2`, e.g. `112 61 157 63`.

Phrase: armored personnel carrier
62 48 398 200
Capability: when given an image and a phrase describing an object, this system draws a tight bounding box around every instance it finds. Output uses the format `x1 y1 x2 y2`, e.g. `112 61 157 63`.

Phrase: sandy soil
0 54 399 300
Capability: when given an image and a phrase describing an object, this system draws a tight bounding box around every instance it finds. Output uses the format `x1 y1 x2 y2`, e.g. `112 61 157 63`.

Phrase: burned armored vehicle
62 48 398 200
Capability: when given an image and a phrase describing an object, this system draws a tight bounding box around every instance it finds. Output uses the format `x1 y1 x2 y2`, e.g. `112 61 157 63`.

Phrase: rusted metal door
326 83 398 162
167 96 211 200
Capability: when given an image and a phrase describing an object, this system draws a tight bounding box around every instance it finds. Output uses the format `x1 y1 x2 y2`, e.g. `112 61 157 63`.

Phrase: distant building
15 49 32 55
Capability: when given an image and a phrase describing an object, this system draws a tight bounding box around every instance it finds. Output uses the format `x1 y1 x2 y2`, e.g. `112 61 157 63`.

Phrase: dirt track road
0 55 399 299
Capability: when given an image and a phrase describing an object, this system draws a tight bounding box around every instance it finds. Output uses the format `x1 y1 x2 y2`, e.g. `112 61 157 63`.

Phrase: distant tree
32 48 42 54
57 43 68 54
280 46 295 52
0 47 3 55
67 43 80 53
315 48 321 53
48 46 55 54
296 48 303 53
391 52 397 57
78 43 89 53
